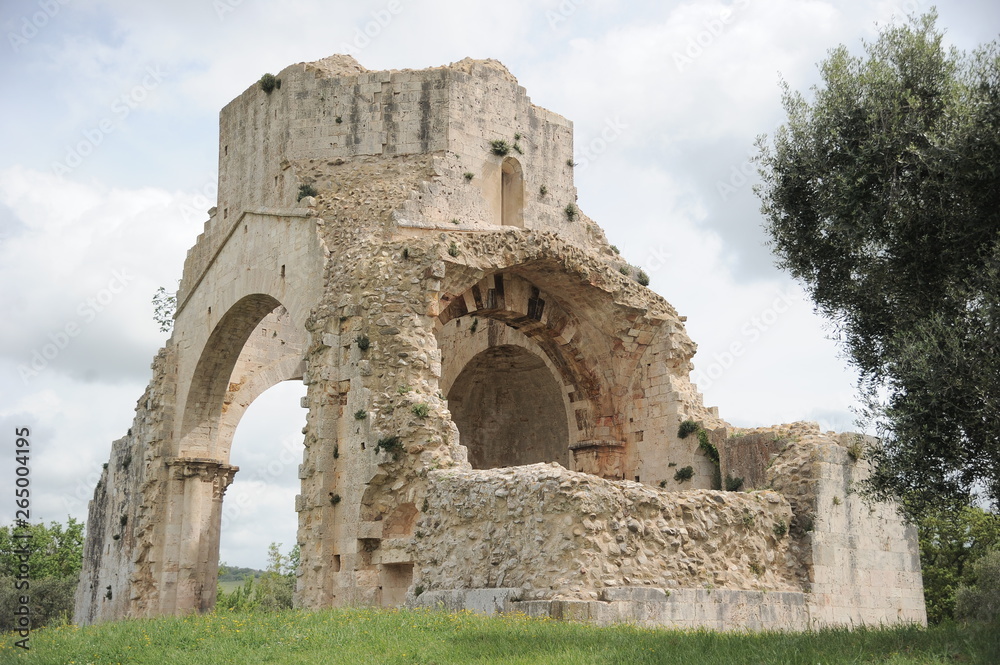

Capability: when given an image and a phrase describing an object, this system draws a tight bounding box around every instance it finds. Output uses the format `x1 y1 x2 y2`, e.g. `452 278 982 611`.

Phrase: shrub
619 265 630 276
773 520 788 538
539 185 548 196
0 575 77 631
354 410 367 420
448 242 460 257
673 466 694 482
725 474 745 491
677 420 700 439
463 172 475 181
490 139 511 156
375 435 403 456
637 269 650 286
564 203 578 221
259 73 280 93
955 550 1000 622
412 403 429 418
297 183 318 201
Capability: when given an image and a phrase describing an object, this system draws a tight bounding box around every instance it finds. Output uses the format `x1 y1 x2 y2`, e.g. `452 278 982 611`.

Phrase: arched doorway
162 294 310 614
447 344 568 469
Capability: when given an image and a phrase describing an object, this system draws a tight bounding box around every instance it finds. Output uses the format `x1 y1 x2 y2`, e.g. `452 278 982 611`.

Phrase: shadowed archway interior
447 344 569 469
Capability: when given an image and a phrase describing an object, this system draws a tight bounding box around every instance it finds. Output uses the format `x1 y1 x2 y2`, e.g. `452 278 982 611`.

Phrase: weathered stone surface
412 463 797 599
75 55 925 631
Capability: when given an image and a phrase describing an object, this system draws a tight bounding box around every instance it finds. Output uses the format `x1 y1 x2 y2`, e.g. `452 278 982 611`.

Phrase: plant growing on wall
490 139 511 156
297 183 318 201
673 466 694 482
259 73 281 93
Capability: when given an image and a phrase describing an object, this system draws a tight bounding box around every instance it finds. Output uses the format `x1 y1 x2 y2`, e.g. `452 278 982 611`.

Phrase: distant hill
218 562 264 582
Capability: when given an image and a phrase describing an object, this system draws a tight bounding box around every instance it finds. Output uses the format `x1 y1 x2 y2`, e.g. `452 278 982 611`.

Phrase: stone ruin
74 55 926 630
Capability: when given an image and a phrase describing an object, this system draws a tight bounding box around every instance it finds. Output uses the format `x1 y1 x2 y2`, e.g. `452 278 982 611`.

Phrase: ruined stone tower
75 55 926 629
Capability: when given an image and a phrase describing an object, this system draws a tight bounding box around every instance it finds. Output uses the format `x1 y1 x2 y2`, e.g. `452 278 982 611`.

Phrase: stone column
162 457 238 614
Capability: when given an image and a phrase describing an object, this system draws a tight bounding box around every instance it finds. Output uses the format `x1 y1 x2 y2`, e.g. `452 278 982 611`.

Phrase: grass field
2 607 996 664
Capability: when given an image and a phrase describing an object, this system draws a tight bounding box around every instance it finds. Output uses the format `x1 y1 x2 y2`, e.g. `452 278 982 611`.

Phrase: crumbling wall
763 423 927 626
75 345 176 624
412 463 797 601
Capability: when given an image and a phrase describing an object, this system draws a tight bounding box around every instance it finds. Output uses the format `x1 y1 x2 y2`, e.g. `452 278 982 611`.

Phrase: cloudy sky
1 0 996 569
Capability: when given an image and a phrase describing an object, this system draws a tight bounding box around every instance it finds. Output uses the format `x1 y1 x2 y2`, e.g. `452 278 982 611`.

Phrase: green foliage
375 435 403 456
918 506 1000 623
756 10 1000 516
216 542 296 613
697 429 719 465
0 518 84 579
0 518 84 631
216 563 259 583
539 185 548 196
955 549 1000 622
152 287 176 333
355 335 370 351
773 520 788 538
618 265 630 276
725 474 745 492
354 409 367 420
448 241 460 257
673 466 694 482
0 575 77 631
677 420 699 439
259 73 280 93
463 171 475 181
297 183 318 201
636 269 650 287
564 203 578 221
846 436 864 462
610 245 620 254
490 139 511 156
412 403 429 418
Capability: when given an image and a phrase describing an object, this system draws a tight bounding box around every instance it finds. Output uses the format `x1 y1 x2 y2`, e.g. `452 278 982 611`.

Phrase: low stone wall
412 463 798 601
411 587 810 631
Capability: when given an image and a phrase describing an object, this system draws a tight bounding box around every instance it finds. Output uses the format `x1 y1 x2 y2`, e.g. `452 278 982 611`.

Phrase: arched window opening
501 157 524 227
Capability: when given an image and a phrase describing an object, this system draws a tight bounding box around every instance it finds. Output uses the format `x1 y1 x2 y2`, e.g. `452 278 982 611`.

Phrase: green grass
2 608 996 664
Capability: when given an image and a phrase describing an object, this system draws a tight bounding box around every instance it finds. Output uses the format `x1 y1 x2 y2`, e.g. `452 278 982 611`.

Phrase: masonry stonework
75 55 925 629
